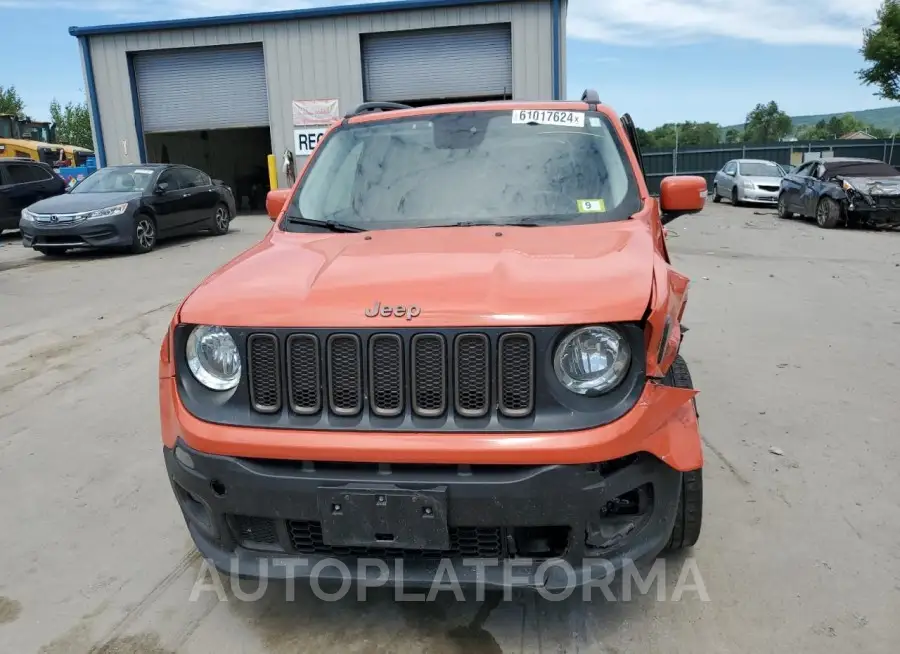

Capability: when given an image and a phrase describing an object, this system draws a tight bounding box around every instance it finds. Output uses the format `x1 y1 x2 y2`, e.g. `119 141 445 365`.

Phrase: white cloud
0 0 884 47
568 0 884 47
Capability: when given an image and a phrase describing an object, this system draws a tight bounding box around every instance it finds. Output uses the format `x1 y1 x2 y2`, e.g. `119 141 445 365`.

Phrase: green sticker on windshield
577 199 606 213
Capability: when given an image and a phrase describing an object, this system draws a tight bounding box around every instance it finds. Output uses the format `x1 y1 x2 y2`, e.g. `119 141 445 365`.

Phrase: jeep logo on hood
365 301 421 320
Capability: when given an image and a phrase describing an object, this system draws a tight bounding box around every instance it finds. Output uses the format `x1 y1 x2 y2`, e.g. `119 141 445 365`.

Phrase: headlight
21 209 35 223
742 179 755 189
553 326 631 395
84 203 129 220
186 326 241 391
842 180 854 192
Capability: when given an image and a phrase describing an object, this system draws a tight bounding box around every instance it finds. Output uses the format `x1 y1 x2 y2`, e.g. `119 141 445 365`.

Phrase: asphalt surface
0 204 898 653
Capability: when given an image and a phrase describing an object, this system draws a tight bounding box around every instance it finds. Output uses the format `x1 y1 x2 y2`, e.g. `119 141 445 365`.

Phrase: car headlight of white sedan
553 325 632 396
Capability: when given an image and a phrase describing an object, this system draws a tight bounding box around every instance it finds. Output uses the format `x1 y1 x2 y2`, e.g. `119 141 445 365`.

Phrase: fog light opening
511 526 570 558
585 484 653 552
210 479 227 497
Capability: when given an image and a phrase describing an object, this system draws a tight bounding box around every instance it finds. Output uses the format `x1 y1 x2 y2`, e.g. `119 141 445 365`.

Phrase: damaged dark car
778 157 900 229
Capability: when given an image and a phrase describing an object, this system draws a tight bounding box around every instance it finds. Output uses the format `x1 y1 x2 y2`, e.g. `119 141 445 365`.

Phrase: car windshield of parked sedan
739 162 783 177
287 110 642 230
825 160 900 178
71 167 156 194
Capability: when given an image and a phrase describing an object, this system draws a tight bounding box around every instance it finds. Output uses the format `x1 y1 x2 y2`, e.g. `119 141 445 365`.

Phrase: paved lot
1 205 898 653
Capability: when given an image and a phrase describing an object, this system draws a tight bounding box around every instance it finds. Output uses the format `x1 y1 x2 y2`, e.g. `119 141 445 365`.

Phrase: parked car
158 92 710 592
712 159 784 206
0 158 66 234
778 157 900 229
19 163 236 255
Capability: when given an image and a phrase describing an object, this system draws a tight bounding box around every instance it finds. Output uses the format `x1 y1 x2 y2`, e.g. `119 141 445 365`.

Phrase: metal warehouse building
70 0 567 200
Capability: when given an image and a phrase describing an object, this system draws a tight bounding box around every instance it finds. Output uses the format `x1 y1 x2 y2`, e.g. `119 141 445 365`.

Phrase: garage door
362 24 512 102
133 45 269 133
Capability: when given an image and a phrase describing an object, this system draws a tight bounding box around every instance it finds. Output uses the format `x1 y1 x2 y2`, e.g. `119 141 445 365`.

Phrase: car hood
180 221 659 328
841 176 900 196
28 191 142 214
745 176 783 186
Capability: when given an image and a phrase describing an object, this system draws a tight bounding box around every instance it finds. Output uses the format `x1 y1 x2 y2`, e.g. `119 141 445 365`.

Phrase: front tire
731 187 741 206
663 356 703 551
131 214 157 254
777 193 793 219
211 203 231 236
815 197 841 229
712 184 721 203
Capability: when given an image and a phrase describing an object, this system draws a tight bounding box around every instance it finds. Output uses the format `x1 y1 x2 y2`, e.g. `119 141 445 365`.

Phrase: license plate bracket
317 486 450 551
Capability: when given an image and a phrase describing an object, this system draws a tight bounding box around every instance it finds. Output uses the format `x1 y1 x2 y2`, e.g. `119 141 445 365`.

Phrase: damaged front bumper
165 441 683 590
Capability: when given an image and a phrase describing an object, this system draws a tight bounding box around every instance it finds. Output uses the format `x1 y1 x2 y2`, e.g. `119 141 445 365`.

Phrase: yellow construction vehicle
19 119 95 166
0 114 65 165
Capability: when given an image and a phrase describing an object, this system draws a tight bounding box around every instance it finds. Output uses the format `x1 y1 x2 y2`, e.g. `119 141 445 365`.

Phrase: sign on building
292 99 340 126
294 126 328 156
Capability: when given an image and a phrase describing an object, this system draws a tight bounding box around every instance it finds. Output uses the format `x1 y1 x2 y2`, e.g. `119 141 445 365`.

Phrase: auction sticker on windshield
577 199 606 213
512 110 585 127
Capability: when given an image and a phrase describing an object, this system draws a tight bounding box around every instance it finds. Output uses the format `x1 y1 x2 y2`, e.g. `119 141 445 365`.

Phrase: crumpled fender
644 256 690 379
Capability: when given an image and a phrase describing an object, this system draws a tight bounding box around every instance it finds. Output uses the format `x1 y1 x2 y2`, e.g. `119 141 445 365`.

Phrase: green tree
50 98 94 150
0 85 26 117
724 128 742 144
859 0 900 101
796 113 888 139
744 101 793 143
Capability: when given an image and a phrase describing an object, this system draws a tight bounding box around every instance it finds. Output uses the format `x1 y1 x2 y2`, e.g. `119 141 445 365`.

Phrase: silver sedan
713 159 786 206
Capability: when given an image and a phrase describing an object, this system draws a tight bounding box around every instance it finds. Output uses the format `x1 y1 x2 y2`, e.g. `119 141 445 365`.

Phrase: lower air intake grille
287 521 505 559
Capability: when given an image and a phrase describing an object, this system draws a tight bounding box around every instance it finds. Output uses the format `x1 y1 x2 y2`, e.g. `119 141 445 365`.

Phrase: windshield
21 126 50 142
71 167 156 194
286 110 641 230
826 160 900 178
739 162 783 177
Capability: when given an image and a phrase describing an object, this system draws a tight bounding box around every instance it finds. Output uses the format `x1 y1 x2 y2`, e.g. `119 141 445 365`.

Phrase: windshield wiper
284 216 366 232
422 220 541 229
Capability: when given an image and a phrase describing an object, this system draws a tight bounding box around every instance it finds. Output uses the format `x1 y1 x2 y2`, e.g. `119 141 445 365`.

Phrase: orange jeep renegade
159 90 708 591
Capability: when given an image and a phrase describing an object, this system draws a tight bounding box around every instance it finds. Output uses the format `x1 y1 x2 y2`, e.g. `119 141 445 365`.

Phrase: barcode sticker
512 110 585 128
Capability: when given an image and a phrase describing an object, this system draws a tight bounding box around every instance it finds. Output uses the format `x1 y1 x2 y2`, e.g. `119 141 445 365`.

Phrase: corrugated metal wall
641 139 900 194
84 0 558 185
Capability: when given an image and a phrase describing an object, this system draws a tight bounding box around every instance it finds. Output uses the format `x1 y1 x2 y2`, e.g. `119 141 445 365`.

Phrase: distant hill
724 106 900 134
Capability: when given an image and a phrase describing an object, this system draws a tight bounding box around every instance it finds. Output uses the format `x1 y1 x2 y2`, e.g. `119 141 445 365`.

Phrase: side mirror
266 189 291 222
727 170 736 177
659 175 707 224
154 182 169 195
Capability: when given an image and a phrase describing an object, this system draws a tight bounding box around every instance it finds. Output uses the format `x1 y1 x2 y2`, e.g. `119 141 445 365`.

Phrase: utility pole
673 123 679 175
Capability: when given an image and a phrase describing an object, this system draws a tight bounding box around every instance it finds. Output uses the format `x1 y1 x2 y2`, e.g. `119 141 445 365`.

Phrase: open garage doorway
144 127 272 212
132 45 272 212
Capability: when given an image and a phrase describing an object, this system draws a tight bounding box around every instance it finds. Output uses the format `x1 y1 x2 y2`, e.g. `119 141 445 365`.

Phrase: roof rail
345 102 413 118
581 89 601 104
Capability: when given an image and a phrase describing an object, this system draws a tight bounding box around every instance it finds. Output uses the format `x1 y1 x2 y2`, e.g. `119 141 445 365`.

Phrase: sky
0 0 895 128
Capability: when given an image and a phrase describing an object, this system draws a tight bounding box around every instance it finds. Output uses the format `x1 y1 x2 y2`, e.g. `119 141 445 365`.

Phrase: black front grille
287 520 504 559
411 334 447 417
327 334 363 415
758 185 779 192
498 334 535 417
245 330 536 421
247 334 281 413
369 334 403 416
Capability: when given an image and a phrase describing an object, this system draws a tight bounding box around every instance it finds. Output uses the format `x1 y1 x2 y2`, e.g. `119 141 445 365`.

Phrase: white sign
511 109 585 128
294 127 328 156
292 99 340 126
